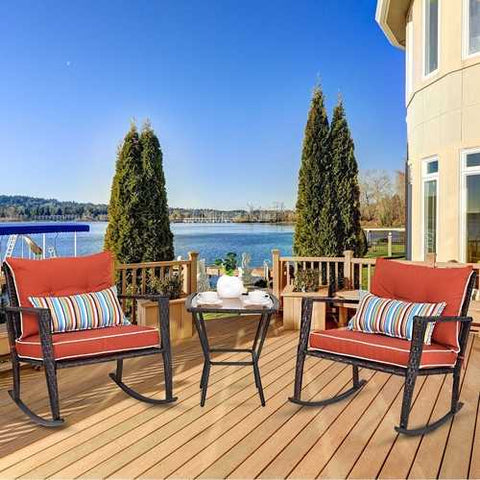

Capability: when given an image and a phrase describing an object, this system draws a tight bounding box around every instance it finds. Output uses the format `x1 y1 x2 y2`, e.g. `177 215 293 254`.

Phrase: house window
423 159 438 256
424 0 439 76
466 0 480 56
406 19 414 98
462 149 480 262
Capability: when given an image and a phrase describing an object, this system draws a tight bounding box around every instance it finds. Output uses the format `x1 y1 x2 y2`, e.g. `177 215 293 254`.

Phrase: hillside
0 195 108 221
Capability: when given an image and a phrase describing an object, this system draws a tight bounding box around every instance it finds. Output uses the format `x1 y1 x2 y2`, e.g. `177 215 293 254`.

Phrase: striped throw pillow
349 291 446 345
29 286 128 333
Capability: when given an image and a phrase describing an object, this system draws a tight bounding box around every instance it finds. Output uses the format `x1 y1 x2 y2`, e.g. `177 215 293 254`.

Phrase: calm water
0 222 294 266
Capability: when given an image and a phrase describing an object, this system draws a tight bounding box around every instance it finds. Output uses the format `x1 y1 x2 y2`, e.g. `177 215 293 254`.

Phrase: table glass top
190 292 275 311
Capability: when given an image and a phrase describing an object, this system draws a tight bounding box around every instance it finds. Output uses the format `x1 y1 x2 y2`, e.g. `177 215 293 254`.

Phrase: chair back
3 252 115 339
371 258 475 351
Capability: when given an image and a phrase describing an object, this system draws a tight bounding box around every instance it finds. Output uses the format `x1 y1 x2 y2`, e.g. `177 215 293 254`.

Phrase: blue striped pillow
29 286 129 333
349 290 446 345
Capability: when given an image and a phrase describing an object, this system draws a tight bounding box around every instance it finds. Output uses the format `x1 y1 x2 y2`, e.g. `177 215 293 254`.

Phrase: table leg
252 312 272 406
193 312 211 406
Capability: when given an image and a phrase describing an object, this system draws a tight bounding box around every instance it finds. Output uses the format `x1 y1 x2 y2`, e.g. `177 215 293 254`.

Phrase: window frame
463 0 480 59
460 147 480 262
422 157 440 259
423 0 440 79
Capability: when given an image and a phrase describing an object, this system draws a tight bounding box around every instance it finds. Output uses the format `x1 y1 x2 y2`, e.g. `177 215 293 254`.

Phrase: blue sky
0 0 406 209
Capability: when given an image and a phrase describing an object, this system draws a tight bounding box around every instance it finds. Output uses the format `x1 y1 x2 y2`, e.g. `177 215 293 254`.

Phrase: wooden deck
0 316 479 479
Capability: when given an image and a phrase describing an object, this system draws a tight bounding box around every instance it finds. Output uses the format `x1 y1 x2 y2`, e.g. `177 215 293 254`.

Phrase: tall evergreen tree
104 123 144 263
330 97 366 256
139 121 174 261
294 86 339 256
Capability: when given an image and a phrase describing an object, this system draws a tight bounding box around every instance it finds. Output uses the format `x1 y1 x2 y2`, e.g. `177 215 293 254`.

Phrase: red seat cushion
5 252 115 338
371 258 473 351
15 325 159 361
309 329 457 369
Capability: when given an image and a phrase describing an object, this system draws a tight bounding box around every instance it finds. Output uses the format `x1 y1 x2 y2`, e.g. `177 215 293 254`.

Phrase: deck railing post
188 251 199 294
343 250 354 289
272 249 281 299
425 253 437 267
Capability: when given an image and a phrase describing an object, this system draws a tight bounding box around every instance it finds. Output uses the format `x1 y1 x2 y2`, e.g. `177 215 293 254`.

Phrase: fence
364 227 406 257
272 249 480 300
116 251 198 297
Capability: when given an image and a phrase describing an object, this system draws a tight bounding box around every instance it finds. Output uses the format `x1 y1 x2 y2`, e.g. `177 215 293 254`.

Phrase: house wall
406 0 480 261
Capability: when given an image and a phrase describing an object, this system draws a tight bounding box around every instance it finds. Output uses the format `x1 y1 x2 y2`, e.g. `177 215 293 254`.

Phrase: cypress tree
139 121 174 261
104 123 144 263
294 85 339 256
330 97 366 256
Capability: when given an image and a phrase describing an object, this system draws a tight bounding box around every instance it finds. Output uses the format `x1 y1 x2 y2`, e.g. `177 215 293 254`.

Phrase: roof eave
375 0 408 50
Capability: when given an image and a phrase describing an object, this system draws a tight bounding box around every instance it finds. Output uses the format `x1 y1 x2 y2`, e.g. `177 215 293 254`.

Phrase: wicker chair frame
289 272 476 436
1 264 177 428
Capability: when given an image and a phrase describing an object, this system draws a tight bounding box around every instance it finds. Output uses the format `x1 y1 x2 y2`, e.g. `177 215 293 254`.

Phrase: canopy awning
0 223 90 236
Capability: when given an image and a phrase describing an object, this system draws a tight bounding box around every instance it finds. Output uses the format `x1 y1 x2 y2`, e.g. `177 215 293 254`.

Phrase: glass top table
186 292 280 407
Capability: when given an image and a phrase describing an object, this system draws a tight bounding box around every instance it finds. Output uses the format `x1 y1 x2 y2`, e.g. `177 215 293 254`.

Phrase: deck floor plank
167 363 343 480
377 374 446 479
0 318 478 480
407 337 476 479
185 369 379 480
15 327 295 479
238 369 386 479
281 370 386 479
0 315 280 456
346 375 428 479
438 336 480 479
50 335 300 479
317 375 404 479
467 391 480 479
195 363 354 480
0 320 288 474
127 358 333 479
115 360 346 479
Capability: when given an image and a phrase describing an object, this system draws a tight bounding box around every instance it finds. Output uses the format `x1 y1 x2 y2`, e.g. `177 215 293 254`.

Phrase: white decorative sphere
217 275 244 298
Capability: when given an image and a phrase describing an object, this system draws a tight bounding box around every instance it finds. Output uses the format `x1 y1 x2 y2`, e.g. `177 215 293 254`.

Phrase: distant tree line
0 195 297 224
0 195 108 220
0 185 404 227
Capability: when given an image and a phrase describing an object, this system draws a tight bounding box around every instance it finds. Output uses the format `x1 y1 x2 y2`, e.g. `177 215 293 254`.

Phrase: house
376 0 480 263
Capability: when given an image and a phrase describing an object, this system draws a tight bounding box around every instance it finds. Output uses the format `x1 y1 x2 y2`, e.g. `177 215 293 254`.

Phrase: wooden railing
272 249 480 300
116 251 198 297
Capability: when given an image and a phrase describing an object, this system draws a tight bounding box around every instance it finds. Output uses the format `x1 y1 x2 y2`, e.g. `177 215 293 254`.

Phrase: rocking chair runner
1 252 176 427
289 258 476 436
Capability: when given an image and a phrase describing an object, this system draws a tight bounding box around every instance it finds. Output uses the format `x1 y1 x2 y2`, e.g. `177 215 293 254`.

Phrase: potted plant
214 252 244 298
136 272 193 342
281 268 329 330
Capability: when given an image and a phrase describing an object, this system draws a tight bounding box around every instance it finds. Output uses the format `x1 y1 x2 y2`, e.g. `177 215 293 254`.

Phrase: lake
0 222 294 266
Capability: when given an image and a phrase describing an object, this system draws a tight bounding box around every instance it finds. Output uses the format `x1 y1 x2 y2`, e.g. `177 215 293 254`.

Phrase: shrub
293 269 320 293
149 273 183 299
214 252 238 276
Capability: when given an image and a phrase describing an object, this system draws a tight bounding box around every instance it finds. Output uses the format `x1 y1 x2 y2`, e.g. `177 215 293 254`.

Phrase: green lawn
366 243 406 259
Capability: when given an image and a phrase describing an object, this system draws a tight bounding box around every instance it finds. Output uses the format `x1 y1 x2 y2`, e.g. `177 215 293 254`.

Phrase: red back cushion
371 258 473 351
5 252 115 338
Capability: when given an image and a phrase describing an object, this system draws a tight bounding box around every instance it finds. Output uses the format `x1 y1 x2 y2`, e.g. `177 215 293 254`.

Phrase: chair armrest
2 306 54 360
407 315 473 372
413 315 473 324
3 305 52 332
4 305 50 316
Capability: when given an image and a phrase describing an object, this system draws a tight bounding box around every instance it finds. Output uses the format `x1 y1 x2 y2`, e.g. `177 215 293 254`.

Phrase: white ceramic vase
216 274 244 298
